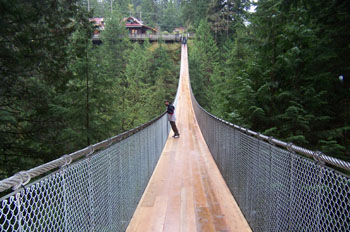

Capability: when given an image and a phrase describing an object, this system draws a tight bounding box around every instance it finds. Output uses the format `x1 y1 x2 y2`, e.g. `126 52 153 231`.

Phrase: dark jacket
167 104 175 114
166 104 176 121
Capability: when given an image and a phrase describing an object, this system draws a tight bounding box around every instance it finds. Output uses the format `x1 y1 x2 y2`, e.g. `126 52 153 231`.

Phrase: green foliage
181 0 211 28
159 1 183 32
188 0 350 162
207 0 250 43
247 0 350 159
122 42 178 129
124 42 151 128
0 0 87 178
0 1 180 180
189 20 218 109
140 0 158 27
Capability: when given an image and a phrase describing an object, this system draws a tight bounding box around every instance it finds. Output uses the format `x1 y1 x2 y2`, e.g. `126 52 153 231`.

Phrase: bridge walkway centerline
126 45 251 232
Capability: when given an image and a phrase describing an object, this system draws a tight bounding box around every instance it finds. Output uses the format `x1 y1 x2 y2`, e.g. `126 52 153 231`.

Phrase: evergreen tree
143 43 177 116
0 0 87 178
211 36 254 127
141 0 158 27
188 0 350 161
249 0 350 157
159 1 182 32
181 0 211 29
57 13 94 149
116 0 132 15
124 42 152 128
189 20 218 109
98 8 131 131
0 0 181 180
86 0 109 17
207 0 249 43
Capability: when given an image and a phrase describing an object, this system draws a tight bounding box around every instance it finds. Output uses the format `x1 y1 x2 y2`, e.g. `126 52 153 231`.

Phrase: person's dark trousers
170 121 179 135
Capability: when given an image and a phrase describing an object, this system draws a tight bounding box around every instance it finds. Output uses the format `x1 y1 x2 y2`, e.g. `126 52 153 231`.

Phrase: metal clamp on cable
61 154 72 167
287 142 295 153
268 136 275 145
108 137 113 146
255 132 262 139
13 171 31 190
86 145 95 157
313 151 325 166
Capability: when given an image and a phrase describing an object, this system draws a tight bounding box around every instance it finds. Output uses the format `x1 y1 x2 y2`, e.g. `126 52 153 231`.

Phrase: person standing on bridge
165 100 180 138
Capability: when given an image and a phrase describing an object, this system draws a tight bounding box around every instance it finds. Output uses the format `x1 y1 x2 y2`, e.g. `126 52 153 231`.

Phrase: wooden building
90 18 105 38
123 16 157 36
90 16 157 37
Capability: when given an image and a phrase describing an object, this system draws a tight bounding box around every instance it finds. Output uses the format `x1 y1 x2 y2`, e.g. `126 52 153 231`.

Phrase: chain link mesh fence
0 114 170 232
191 92 350 232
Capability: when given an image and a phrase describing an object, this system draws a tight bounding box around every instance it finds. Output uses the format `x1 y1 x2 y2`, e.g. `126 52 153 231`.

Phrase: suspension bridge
1 45 349 232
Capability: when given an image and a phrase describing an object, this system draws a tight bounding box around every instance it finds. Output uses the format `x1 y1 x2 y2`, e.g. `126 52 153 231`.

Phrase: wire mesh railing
0 112 170 231
190 89 350 232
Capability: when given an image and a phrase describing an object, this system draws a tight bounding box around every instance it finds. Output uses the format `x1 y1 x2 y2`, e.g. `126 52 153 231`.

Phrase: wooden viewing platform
92 34 184 44
128 34 181 42
126 45 251 232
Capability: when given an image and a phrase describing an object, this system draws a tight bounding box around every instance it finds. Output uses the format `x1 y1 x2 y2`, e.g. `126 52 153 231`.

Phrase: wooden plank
150 196 169 232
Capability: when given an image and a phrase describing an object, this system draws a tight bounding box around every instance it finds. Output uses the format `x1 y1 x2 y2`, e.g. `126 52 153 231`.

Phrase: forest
187 0 350 163
0 0 349 180
0 0 180 179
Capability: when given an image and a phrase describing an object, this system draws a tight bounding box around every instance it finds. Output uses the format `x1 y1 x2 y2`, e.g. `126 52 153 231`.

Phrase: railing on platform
0 113 170 231
128 34 181 41
190 85 350 231
92 33 184 42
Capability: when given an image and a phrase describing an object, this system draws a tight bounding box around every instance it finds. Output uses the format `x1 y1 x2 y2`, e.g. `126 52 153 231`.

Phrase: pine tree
98 8 131 131
212 36 254 128
58 14 94 149
159 1 182 32
0 0 87 178
124 42 151 128
141 0 158 27
248 0 349 158
181 0 211 28
185 0 350 161
189 20 218 109
207 0 249 43
148 43 178 116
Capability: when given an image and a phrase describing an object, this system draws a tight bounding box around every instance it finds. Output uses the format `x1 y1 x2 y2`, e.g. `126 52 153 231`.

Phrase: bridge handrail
0 111 166 193
193 99 350 172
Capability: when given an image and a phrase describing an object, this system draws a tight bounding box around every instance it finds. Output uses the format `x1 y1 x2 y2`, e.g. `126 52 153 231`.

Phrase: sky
248 0 258 13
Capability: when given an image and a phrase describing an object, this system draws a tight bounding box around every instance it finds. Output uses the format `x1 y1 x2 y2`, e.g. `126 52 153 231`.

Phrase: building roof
89 16 157 33
123 16 143 25
90 18 105 30
123 16 157 32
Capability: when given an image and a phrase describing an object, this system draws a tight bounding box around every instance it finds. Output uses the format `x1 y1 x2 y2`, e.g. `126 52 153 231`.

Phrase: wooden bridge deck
126 45 251 232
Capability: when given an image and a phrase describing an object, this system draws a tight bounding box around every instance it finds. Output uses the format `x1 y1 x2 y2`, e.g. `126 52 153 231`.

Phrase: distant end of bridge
92 34 193 44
